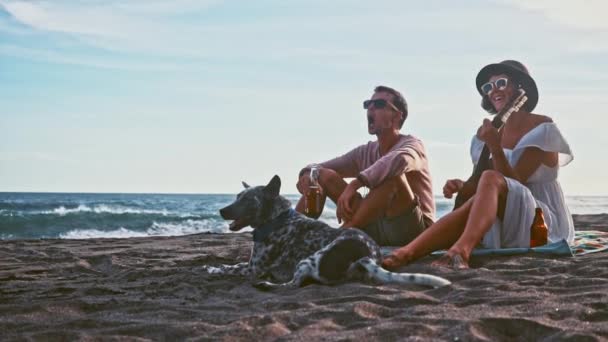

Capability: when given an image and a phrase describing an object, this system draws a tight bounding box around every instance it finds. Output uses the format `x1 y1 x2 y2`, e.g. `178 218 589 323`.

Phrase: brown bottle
304 167 322 218
530 207 548 247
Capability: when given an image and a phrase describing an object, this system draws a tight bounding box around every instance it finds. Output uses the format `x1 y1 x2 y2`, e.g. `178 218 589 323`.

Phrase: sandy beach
1 214 607 341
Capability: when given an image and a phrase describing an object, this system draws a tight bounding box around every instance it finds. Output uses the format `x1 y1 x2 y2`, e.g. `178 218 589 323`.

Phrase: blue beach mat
381 230 608 258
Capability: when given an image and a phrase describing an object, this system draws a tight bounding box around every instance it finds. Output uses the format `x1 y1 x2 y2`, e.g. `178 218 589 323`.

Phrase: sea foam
45 204 171 216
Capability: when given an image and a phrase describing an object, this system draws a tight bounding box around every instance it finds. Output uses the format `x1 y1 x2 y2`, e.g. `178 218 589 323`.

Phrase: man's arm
298 146 363 180
358 142 426 189
297 145 365 196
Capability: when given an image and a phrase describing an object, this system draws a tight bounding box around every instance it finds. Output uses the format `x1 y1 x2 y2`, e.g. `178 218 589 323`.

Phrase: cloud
0 1 508 57
0 0 224 55
1 1 606 73
501 0 608 30
0 0 222 36
112 0 223 15
1 1 132 38
0 0 232 68
0 151 75 163
0 43 188 70
0 1 474 72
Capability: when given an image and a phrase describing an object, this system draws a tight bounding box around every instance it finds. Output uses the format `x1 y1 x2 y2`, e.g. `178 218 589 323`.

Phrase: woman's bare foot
431 252 469 270
381 248 413 270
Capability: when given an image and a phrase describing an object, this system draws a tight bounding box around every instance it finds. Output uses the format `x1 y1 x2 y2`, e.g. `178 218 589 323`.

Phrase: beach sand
1 215 607 341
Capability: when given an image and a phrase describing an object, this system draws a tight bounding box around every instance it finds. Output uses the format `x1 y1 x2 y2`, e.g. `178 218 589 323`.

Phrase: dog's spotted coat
203 175 450 289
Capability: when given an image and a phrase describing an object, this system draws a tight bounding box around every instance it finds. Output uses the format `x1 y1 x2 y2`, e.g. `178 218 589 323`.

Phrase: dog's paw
201 265 225 274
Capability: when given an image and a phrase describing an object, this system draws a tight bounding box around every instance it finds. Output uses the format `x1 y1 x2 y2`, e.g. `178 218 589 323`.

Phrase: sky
1 0 607 195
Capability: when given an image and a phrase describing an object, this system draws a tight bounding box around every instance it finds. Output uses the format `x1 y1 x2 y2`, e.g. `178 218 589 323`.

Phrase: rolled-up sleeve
359 141 425 188
299 145 364 179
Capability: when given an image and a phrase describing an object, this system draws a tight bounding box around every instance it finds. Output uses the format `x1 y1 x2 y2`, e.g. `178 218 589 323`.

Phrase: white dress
469 122 574 248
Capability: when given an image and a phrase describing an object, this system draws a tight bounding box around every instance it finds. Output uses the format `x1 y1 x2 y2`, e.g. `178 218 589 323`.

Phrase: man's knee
388 174 414 199
373 174 408 192
369 174 415 216
318 168 341 188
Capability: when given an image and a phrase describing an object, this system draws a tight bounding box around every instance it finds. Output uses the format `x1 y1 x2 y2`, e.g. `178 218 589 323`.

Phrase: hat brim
476 63 538 112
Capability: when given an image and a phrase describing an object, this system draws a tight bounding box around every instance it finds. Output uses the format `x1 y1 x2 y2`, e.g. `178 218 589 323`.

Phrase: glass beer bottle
305 167 322 218
530 207 548 247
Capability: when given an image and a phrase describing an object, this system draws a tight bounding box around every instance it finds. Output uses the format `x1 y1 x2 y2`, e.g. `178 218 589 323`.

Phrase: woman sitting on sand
382 60 574 270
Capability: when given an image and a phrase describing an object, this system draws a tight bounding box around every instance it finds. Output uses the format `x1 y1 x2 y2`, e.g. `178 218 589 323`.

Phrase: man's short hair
374 85 408 128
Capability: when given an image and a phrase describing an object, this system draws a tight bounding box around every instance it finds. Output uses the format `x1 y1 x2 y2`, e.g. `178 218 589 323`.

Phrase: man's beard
368 116 391 135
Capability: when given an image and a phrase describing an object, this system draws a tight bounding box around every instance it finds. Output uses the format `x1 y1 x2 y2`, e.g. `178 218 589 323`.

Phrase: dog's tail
353 257 451 288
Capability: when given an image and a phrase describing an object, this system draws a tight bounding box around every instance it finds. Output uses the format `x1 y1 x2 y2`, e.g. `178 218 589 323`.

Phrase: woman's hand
477 119 501 150
443 179 464 199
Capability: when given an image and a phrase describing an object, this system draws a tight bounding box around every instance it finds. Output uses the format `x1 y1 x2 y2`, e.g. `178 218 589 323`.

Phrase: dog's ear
263 175 281 198
242 181 251 189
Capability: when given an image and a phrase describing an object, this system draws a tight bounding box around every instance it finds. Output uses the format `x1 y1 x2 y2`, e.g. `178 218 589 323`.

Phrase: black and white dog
203 175 450 289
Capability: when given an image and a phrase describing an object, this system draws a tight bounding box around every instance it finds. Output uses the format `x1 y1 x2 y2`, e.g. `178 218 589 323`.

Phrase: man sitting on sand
295 85 436 246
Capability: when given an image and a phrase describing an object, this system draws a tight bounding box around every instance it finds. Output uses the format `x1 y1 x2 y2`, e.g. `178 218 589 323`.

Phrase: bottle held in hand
305 167 322 218
530 207 548 247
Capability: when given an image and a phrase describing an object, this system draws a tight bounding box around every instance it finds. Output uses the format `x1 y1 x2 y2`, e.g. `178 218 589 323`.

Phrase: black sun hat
476 60 538 113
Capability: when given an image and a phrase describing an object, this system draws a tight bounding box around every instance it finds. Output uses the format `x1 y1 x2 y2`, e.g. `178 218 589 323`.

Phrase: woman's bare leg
382 198 473 270
435 170 508 269
383 170 509 270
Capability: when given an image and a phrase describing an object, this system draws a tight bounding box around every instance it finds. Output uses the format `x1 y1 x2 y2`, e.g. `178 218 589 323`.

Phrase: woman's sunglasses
363 99 400 112
480 78 509 95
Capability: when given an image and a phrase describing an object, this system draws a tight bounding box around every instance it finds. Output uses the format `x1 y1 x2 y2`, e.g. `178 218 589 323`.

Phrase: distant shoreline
2 191 608 197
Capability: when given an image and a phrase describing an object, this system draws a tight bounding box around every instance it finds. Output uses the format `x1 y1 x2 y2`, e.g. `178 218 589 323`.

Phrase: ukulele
453 90 528 209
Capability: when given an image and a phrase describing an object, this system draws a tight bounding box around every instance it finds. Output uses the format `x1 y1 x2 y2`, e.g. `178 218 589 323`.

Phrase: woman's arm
489 145 546 183
483 116 558 183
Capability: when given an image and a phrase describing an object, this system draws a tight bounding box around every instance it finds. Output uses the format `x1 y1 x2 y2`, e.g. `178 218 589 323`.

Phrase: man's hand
296 171 311 195
336 179 362 224
443 179 464 199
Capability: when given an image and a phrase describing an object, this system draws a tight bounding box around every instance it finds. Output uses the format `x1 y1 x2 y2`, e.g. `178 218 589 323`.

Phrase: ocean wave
59 227 151 239
58 219 227 239
40 204 178 217
148 219 227 236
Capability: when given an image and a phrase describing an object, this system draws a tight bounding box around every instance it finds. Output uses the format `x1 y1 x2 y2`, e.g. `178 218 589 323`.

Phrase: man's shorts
361 197 432 247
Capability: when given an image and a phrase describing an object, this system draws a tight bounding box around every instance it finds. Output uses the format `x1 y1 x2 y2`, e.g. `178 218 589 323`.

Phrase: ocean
1 192 606 240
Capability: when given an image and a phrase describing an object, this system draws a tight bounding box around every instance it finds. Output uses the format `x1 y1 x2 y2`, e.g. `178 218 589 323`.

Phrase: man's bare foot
431 253 469 270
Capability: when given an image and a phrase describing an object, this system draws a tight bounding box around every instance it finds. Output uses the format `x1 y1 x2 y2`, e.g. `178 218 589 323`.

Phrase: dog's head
220 175 290 231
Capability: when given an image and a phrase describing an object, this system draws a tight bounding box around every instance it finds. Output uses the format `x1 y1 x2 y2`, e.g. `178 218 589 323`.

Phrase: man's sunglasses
363 99 400 112
480 77 509 95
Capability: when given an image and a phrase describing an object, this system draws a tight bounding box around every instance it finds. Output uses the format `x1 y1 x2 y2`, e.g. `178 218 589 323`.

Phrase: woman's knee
478 170 507 193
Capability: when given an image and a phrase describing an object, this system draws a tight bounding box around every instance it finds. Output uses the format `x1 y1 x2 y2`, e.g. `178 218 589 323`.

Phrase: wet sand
1 215 607 340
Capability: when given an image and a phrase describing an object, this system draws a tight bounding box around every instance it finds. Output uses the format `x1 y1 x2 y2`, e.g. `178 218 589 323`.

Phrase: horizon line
1 191 606 198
